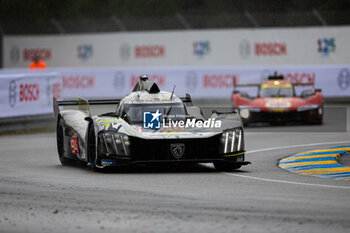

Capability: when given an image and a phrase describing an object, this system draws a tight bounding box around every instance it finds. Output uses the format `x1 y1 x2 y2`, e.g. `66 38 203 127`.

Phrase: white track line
246 141 350 154
212 140 350 189
224 173 350 189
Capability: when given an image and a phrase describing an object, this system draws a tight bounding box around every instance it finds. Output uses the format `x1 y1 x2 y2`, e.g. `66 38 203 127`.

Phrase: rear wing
234 83 260 88
292 82 314 87
233 83 260 94
53 97 121 119
234 82 315 89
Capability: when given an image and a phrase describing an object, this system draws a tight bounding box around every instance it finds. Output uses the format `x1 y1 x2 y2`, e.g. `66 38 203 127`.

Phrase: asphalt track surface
1 125 350 232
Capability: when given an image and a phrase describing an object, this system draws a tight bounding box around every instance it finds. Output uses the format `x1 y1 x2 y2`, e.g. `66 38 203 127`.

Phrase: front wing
95 133 248 168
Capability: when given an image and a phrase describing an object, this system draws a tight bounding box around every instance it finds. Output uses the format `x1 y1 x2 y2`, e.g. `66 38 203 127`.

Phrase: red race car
232 74 323 126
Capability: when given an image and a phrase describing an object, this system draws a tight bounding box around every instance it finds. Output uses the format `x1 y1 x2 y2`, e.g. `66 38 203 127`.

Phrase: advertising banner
0 72 58 117
0 65 349 118
3 26 350 68
54 65 349 99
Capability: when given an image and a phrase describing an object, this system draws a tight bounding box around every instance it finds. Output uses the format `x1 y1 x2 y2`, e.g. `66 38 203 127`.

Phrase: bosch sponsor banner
254 42 287 56
3 26 350 68
23 48 51 61
3 46 52 67
193 40 211 58
77 44 93 61
0 72 59 117
134 45 165 58
69 65 347 97
53 73 96 99
55 65 350 99
0 65 349 118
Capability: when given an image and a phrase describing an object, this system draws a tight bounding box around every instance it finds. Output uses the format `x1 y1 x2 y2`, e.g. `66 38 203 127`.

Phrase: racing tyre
242 120 249 127
87 124 103 172
57 118 75 166
312 118 323 125
213 161 241 172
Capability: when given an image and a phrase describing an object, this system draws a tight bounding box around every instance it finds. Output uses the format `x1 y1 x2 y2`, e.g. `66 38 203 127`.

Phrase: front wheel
310 118 323 125
213 161 242 172
87 124 103 172
57 118 75 166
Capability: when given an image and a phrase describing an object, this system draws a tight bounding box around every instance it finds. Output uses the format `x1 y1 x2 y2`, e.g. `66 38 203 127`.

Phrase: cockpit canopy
117 102 187 125
259 83 294 97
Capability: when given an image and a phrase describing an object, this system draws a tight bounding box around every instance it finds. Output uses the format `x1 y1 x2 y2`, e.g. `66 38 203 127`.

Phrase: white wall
1 27 349 117
3 26 350 68
1 65 349 117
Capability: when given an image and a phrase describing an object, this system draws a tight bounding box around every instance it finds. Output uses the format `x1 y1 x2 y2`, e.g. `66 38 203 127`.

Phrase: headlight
297 104 318 112
240 109 250 119
99 132 130 156
219 128 244 154
239 106 260 119
318 107 323 115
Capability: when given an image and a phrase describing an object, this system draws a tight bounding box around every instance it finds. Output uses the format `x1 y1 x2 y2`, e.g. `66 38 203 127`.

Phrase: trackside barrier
0 65 349 118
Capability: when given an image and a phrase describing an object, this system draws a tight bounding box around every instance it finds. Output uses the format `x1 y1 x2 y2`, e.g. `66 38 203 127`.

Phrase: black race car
54 75 250 171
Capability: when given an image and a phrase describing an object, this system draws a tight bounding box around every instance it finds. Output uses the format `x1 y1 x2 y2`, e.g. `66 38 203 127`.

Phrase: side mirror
315 89 322 93
240 91 250 99
301 89 315 98
84 116 92 121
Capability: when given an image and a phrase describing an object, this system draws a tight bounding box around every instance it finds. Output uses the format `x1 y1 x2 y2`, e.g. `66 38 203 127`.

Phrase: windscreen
259 84 294 97
123 103 187 124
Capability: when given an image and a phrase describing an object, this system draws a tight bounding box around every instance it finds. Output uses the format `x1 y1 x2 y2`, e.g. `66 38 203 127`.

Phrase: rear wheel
213 161 242 172
57 118 74 166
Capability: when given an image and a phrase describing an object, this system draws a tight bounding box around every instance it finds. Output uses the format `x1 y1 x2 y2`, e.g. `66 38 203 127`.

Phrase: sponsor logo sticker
143 110 162 129
255 42 287 56
318 38 336 56
8 80 17 107
202 74 237 88
23 48 51 61
70 136 79 155
62 75 95 89
135 45 165 58
101 159 115 166
170 143 185 159
120 43 131 61
10 46 20 64
193 40 210 58
186 71 198 91
114 72 126 90
338 69 350 90
143 109 222 129
77 44 93 61
19 83 40 102
239 40 250 59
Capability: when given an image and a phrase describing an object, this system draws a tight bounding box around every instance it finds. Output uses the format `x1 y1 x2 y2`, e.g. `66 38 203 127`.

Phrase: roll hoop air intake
132 75 160 93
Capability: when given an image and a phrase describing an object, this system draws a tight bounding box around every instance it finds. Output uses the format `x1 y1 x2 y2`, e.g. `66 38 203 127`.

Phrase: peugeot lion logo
170 143 185 159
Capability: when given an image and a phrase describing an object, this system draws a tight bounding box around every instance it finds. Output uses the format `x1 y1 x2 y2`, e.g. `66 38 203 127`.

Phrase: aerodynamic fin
180 93 193 106
77 97 90 116
53 97 60 119
132 75 160 93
